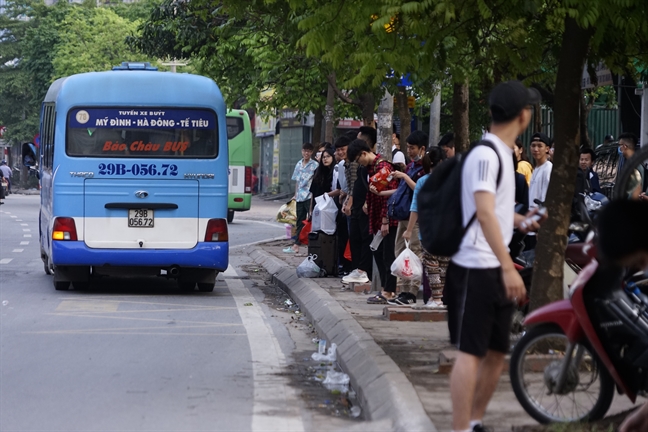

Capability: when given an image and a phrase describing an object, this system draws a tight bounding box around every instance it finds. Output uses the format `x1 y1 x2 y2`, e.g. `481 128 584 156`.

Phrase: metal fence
519 106 618 149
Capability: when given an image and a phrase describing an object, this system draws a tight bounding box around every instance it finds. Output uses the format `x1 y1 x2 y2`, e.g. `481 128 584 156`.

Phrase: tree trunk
377 90 393 160
529 18 594 312
313 108 323 146
452 79 470 153
360 93 376 127
324 74 335 144
396 85 411 145
580 91 593 148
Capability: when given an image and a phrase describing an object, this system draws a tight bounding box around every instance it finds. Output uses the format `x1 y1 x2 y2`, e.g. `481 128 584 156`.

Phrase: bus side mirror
22 142 37 167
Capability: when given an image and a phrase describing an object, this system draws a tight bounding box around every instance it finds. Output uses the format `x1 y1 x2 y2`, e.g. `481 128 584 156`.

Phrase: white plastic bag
311 194 338 235
296 254 321 278
311 342 337 362
390 241 423 280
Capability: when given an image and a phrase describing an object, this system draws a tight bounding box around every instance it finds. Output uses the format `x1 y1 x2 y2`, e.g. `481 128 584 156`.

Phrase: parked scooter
509 233 648 423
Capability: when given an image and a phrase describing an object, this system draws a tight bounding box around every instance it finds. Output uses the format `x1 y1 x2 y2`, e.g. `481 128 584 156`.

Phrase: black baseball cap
531 132 550 146
489 81 541 123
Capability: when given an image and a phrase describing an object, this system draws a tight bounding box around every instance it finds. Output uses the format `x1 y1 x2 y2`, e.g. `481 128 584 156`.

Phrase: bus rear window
66 108 218 158
226 116 244 139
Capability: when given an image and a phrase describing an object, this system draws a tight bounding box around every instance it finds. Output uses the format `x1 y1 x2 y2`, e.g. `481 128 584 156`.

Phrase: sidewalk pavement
251 239 537 432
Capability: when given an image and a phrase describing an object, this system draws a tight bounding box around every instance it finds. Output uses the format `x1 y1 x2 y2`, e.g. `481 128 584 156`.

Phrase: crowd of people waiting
282 125 647 311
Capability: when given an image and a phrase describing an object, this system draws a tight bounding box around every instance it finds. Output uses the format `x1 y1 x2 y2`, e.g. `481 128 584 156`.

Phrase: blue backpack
387 164 424 221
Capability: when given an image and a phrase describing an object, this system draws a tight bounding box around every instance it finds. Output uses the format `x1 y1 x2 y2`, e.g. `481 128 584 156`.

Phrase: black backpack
418 140 503 257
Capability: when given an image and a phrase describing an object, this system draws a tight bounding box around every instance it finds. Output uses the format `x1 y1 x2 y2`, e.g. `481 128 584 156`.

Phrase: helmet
0 160 6 165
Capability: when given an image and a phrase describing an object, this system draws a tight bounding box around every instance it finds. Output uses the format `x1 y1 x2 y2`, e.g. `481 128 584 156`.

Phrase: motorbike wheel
509 324 615 424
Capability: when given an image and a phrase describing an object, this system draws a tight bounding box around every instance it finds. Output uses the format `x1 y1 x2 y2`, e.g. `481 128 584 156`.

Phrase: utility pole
324 73 335 144
161 59 187 73
638 83 648 147
429 84 441 147
376 89 393 159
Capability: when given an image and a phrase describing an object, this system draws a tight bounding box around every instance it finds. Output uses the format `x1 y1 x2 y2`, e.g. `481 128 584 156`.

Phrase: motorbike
509 234 648 423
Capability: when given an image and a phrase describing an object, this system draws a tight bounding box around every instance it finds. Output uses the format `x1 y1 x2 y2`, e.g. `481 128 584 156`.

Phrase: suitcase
308 231 338 277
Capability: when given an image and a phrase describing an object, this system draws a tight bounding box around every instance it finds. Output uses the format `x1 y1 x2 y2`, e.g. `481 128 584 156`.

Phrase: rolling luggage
308 231 338 277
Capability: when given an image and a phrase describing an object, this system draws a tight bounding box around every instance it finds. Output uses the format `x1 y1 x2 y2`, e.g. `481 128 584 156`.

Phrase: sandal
367 294 387 304
283 247 296 253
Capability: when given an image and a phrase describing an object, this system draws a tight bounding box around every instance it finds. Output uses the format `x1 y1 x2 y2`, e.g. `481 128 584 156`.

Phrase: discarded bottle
318 339 327 355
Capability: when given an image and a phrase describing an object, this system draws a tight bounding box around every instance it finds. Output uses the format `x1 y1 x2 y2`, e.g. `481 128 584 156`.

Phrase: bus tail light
52 217 78 241
244 166 252 193
205 219 228 242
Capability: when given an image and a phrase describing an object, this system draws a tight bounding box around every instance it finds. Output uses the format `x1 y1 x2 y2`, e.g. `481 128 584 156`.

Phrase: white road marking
12 249 23 253
0 259 13 264
24 234 32 238
15 219 22 221
230 235 287 250
20 223 28 226
20 241 29 245
22 229 30 232
245 220 286 229
227 270 305 432
10 215 17 218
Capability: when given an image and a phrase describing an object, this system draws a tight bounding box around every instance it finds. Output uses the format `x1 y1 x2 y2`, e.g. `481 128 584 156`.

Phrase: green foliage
52 7 148 77
131 0 331 115
0 0 156 145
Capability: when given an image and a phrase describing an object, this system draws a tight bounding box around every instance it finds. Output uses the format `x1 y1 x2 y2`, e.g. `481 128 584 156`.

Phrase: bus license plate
128 209 154 228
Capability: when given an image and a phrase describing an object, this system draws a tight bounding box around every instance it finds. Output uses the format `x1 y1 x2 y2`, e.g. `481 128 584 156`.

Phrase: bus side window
42 104 55 169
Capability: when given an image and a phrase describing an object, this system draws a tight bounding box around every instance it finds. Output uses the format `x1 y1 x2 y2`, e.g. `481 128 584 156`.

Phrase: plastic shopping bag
390 241 423 280
276 199 297 226
296 254 321 278
370 166 394 192
299 220 312 245
311 194 338 235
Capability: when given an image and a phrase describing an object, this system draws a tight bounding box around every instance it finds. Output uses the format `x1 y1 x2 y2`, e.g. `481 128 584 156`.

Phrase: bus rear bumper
51 241 229 271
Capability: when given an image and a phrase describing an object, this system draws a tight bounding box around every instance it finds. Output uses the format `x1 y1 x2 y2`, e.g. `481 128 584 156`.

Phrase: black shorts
445 262 514 357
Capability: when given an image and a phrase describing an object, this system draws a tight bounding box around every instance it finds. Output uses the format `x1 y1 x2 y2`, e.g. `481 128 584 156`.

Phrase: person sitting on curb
347 139 399 304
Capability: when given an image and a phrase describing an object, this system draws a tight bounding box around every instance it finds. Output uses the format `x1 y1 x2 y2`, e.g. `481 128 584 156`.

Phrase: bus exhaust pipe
168 266 180 277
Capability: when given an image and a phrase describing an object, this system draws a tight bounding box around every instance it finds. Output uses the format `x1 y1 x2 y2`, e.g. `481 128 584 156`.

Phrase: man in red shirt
347 139 399 304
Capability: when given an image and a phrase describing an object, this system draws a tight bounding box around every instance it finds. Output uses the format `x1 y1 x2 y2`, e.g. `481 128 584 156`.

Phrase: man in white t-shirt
446 81 547 432
525 132 552 251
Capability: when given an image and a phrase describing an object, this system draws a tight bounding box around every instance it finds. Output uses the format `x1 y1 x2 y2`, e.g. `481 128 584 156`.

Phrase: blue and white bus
37 62 229 292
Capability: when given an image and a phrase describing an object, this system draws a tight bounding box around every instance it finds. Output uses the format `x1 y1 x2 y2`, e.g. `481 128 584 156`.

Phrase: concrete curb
250 247 437 432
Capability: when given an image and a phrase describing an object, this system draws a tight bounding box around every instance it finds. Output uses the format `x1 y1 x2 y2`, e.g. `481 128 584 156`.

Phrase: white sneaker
414 300 446 310
342 269 369 284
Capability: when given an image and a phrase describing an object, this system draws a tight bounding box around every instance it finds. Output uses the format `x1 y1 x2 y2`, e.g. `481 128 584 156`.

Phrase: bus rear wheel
227 209 234 223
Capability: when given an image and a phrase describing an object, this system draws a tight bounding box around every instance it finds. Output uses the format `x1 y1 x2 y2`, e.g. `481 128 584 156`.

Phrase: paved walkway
253 239 640 432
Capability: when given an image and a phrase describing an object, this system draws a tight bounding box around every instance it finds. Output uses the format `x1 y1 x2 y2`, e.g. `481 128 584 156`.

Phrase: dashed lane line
20 223 28 226
12 249 23 253
0 259 13 264
23 234 31 238
20 241 28 245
